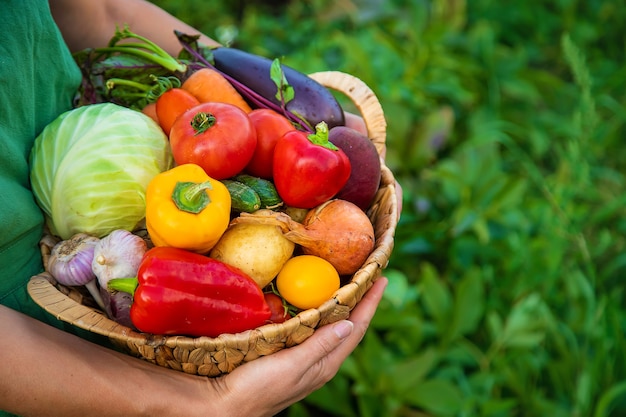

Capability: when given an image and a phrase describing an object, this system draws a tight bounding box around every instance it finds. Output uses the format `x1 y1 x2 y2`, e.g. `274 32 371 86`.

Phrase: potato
209 223 295 289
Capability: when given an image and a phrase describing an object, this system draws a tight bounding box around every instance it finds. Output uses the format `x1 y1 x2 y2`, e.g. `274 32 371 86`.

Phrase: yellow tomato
276 255 341 310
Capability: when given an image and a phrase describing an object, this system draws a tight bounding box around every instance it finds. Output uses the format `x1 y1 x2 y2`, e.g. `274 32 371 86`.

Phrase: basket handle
308 71 387 157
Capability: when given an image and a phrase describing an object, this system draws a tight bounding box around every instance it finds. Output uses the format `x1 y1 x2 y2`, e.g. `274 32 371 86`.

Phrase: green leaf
391 347 440 394
304 375 357 417
270 58 294 104
401 378 464 415
419 263 452 332
494 293 553 350
446 269 485 342
382 269 417 309
480 398 519 416
486 311 504 344
593 381 626 417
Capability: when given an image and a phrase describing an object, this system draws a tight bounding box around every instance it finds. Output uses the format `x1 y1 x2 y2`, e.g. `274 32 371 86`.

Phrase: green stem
106 75 181 102
94 45 186 73
307 121 339 150
172 181 213 213
110 27 162 51
106 78 153 92
107 277 138 296
191 112 217 135
109 41 163 54
104 26 186 73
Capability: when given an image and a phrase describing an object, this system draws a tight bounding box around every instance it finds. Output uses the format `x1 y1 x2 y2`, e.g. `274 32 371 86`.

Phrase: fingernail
333 320 353 339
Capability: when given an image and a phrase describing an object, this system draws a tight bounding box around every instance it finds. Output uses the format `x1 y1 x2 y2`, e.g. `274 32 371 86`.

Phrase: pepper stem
307 121 339 150
172 181 213 213
107 277 139 296
191 112 217 136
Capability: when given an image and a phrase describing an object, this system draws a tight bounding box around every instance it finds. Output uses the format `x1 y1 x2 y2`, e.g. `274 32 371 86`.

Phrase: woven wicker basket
27 71 398 377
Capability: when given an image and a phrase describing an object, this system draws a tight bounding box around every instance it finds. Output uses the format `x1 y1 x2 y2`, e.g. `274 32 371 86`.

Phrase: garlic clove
48 233 106 311
92 229 147 290
48 233 99 287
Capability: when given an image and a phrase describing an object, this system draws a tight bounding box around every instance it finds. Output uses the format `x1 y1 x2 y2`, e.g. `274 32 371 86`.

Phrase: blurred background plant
151 1 626 415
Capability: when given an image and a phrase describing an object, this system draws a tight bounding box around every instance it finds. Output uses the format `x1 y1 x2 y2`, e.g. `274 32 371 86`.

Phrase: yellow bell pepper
145 163 231 253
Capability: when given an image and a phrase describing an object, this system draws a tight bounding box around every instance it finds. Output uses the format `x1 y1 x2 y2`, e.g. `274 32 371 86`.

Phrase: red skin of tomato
273 127 351 209
264 292 288 323
169 102 257 180
245 109 296 179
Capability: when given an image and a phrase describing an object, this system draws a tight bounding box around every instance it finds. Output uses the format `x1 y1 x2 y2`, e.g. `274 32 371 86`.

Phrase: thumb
287 319 354 370
293 276 388 370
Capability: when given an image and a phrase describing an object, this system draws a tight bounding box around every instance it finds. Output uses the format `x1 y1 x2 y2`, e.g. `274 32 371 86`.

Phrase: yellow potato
210 223 295 289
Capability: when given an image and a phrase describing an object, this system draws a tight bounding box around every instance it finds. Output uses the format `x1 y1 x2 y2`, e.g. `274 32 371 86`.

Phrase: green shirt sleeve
0 1 88 328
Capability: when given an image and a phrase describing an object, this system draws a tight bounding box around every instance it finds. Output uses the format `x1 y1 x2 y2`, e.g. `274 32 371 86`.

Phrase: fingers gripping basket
27 71 398 377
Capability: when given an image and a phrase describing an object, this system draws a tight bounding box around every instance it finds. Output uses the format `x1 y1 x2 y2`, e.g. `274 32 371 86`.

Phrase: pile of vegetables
31 26 384 338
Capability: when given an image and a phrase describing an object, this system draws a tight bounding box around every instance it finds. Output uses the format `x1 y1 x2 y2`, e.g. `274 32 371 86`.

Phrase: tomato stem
174 31 315 133
191 112 217 135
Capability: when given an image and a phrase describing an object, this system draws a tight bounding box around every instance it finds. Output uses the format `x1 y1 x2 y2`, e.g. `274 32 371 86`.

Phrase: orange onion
232 199 375 275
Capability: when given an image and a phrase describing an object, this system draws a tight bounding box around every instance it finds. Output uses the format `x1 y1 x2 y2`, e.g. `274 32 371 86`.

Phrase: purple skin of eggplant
329 126 382 211
212 47 345 129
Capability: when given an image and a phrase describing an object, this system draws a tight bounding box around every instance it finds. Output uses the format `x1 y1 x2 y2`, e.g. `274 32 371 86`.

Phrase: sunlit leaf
401 378 464 415
391 347 440 394
446 269 485 341
419 263 452 331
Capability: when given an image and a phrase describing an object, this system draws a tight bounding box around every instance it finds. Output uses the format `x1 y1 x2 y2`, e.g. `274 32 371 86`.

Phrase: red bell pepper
272 121 351 208
108 246 271 337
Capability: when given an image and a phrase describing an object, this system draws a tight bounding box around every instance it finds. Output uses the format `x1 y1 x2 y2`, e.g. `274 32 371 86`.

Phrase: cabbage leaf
30 103 172 239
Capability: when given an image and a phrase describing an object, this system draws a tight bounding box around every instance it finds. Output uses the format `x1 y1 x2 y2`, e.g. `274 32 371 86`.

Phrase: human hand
203 276 388 417
203 112 397 416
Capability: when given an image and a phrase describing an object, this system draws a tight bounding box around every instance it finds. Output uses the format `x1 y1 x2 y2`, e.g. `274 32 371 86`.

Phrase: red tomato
264 292 289 323
245 109 296 179
169 102 257 180
156 87 200 135
273 122 351 208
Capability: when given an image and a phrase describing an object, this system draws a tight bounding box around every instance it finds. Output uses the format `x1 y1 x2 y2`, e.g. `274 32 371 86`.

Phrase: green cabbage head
30 103 173 239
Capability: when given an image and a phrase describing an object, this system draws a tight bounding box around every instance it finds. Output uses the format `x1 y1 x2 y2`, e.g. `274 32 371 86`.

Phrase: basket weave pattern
27 71 398 377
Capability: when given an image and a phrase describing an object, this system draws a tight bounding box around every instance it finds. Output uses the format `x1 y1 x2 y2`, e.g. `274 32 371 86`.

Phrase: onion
98 286 135 328
48 233 106 311
233 199 375 275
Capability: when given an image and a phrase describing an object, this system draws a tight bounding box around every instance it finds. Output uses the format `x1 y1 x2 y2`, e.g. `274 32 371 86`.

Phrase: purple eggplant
212 47 345 129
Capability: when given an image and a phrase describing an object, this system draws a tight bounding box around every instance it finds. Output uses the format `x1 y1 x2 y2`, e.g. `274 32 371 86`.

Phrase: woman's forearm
1 276 387 416
49 0 220 54
0 304 217 416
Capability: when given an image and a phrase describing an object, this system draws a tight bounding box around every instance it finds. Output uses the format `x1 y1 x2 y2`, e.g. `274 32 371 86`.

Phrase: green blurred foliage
151 0 626 415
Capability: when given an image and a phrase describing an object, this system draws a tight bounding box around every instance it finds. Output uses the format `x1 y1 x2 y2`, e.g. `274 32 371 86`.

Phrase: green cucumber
221 179 261 213
233 174 283 209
